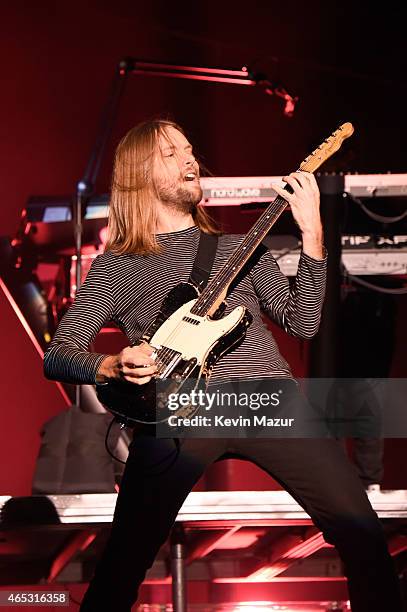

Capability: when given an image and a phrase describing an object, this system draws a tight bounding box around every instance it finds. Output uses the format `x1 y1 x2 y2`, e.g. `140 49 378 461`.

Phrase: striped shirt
43 226 327 385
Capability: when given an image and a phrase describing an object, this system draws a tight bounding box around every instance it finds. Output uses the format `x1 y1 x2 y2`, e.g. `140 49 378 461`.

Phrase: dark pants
80 436 402 612
353 437 384 486
339 437 384 486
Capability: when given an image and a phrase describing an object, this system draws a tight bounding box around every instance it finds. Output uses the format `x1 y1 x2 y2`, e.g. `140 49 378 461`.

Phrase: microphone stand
73 57 297 408
74 59 130 406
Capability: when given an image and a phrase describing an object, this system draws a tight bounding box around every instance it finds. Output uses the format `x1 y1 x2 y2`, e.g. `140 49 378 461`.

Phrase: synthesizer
200 173 407 205
22 173 407 224
17 174 407 278
60 235 407 284
273 234 407 277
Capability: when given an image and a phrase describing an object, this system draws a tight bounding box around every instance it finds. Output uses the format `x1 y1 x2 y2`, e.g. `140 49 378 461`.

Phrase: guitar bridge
155 350 182 379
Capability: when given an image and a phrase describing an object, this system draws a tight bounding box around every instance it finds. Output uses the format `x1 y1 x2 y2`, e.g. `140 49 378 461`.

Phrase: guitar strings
193 154 318 315
152 158 318 376
153 196 289 375
193 200 286 315
151 215 283 376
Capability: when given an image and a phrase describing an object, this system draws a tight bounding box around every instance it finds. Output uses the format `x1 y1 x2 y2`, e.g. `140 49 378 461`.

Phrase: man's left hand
272 171 324 259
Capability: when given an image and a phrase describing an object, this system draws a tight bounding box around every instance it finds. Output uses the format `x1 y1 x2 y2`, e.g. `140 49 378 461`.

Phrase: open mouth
184 172 199 182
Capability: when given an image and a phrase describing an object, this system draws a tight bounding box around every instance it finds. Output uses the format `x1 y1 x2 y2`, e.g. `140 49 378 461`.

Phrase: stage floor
2 488 407 524
1 490 407 609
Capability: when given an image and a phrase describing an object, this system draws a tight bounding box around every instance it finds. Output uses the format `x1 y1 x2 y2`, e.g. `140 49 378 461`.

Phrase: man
44 119 402 611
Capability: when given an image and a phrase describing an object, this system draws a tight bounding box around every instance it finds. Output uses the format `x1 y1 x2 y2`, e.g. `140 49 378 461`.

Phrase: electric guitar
96 123 354 424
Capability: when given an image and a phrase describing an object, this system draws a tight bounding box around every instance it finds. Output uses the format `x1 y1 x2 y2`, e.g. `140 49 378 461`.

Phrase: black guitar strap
136 231 219 346
188 232 275 295
188 231 219 289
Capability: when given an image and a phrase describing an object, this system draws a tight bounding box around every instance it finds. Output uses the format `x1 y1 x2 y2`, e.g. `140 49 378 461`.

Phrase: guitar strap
136 231 219 346
188 231 219 289
188 232 274 295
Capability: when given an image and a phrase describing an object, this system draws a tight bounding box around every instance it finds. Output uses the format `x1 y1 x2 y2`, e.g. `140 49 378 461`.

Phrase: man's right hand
96 342 157 385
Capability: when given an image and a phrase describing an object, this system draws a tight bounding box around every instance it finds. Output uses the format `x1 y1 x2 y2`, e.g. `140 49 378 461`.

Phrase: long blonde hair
106 119 220 255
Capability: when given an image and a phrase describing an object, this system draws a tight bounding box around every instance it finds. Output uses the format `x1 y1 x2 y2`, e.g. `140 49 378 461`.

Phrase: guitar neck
190 192 289 317
190 122 354 318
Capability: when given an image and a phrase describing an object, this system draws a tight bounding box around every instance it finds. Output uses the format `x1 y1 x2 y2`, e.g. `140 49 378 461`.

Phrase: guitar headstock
299 122 354 173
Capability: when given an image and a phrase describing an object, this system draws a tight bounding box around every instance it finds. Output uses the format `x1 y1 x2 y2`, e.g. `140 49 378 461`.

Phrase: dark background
2 0 407 236
1 1 406 495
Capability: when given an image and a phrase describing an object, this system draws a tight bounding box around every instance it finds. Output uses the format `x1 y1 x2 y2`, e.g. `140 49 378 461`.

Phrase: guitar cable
346 192 407 224
104 417 182 475
104 417 127 464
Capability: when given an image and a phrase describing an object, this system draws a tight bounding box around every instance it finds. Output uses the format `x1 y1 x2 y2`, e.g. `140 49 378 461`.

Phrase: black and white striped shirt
44 226 327 385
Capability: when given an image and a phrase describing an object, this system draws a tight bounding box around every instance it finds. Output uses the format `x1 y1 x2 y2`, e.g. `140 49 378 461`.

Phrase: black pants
80 436 402 612
353 437 384 486
338 437 384 487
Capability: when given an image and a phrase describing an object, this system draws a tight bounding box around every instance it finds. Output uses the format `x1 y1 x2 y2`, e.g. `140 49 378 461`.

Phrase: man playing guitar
44 119 402 611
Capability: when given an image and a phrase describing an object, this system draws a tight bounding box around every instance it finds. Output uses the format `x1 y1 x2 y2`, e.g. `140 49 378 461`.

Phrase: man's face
152 126 202 212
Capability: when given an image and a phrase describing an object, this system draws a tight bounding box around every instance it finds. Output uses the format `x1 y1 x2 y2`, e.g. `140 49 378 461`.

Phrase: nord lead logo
210 188 262 198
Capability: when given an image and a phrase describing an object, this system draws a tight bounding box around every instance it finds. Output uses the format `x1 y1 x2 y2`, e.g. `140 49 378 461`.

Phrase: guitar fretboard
190 193 289 316
190 123 354 316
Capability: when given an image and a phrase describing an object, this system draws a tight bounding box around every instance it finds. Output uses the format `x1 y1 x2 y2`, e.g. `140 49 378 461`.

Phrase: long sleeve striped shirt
44 226 327 385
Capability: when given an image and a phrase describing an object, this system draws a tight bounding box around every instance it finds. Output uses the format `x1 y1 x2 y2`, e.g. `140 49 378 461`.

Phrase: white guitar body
151 299 247 378
97 281 252 424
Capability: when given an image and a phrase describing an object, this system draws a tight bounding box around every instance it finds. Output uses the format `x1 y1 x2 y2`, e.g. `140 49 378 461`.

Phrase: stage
2 5 407 609
1 490 407 610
